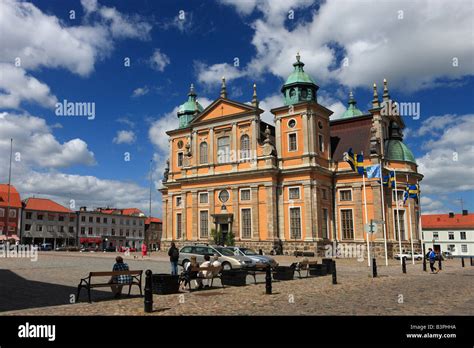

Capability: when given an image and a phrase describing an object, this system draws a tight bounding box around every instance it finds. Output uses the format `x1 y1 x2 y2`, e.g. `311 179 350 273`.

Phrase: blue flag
356 154 365 175
389 171 395 188
343 148 356 171
366 164 381 179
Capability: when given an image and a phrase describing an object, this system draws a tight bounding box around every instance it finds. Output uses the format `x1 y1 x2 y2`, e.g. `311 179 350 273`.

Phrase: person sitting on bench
180 256 200 290
109 256 132 298
199 255 213 288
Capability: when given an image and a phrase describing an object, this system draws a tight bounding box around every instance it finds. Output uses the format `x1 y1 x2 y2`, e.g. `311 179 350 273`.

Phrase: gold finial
220 76 227 98
252 83 258 107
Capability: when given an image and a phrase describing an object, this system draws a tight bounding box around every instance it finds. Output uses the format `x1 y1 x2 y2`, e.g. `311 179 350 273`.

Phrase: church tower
177 84 204 128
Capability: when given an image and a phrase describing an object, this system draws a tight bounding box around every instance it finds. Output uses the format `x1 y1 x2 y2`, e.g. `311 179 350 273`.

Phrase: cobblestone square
0 251 472 316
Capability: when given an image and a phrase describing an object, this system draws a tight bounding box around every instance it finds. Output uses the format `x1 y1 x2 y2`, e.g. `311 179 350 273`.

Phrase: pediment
190 98 257 124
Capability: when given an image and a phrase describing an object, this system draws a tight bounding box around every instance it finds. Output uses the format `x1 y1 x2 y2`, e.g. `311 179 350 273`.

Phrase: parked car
104 246 117 252
394 251 423 260
39 243 53 251
118 246 137 252
178 244 255 270
80 246 99 252
225 246 278 268
55 246 80 251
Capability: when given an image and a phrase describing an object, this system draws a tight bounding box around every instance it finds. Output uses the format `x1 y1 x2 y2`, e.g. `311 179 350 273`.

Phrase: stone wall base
161 239 421 259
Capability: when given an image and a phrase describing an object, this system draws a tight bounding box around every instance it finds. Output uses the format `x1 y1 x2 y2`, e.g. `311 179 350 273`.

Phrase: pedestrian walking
427 248 438 274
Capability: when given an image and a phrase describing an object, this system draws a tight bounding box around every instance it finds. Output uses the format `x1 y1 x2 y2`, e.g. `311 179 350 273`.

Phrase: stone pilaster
277 186 285 241
353 186 364 240
167 194 173 240
265 185 277 240
232 187 239 239
275 119 282 159
304 184 313 241
209 127 214 175
251 186 259 240
181 192 187 241
191 191 198 240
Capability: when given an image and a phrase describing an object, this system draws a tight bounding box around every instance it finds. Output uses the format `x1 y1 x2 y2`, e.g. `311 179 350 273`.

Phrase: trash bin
221 269 247 286
273 266 295 281
322 258 334 274
309 264 327 276
151 274 180 295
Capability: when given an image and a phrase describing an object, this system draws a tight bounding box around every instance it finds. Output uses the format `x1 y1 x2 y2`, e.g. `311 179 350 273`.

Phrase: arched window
240 134 250 160
199 142 208 164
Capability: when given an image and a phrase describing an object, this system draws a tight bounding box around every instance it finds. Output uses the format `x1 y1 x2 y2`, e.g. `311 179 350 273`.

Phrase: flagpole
5 139 13 238
417 179 424 260
362 170 370 267
394 170 402 265
406 174 415 264
379 160 388 266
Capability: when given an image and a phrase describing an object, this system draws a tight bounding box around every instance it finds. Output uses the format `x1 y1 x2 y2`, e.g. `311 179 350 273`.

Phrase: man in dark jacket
428 248 438 274
168 242 179 275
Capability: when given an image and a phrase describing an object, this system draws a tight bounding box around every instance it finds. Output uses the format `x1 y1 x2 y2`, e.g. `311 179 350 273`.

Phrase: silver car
226 246 278 268
178 244 255 270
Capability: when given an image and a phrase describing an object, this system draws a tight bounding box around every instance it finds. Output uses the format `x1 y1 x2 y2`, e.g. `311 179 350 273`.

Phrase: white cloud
0 112 95 168
160 11 194 33
421 195 446 214
116 117 135 128
417 114 474 195
257 94 281 124
150 49 170 72
132 86 150 98
195 61 245 86
217 0 474 92
0 64 57 109
113 130 136 144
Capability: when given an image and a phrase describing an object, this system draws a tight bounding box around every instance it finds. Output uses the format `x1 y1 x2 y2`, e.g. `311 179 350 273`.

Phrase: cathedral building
160 54 422 257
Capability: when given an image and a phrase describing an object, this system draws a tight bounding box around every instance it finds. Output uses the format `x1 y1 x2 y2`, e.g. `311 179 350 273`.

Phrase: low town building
0 184 21 242
145 217 162 251
422 211 473 257
20 198 76 247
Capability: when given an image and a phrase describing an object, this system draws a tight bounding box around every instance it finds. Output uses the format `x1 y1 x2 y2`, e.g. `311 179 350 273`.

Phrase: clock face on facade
218 190 230 203
288 119 296 128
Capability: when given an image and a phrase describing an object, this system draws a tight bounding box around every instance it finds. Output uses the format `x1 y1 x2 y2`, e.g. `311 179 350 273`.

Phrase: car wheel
182 259 189 267
222 262 232 271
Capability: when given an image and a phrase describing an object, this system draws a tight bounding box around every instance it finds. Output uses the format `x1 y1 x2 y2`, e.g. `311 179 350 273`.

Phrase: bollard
144 269 153 313
438 256 442 271
462 257 465 267
372 258 377 278
332 260 337 284
423 257 427 272
402 257 407 274
265 265 272 294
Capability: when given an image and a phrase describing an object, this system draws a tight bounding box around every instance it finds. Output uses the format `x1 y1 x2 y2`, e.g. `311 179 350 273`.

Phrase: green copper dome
385 140 416 164
281 53 319 106
178 84 203 128
341 91 364 118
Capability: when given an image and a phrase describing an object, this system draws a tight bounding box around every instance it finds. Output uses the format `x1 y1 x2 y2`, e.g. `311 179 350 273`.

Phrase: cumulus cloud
417 114 474 195
216 0 474 92
0 112 95 168
195 61 246 86
113 130 136 144
421 195 446 214
150 49 170 72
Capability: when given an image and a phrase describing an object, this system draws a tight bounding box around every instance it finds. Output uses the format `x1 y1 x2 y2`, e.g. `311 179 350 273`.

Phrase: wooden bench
291 260 318 278
182 265 224 290
77 270 143 303
246 263 273 284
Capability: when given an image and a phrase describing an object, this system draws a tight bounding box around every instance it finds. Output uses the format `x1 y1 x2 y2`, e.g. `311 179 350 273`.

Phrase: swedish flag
403 184 419 204
378 174 390 186
389 171 395 188
356 154 365 175
343 148 356 171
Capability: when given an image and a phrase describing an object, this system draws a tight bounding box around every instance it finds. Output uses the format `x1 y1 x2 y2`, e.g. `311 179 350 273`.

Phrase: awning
79 237 103 244
0 235 20 241
0 222 17 227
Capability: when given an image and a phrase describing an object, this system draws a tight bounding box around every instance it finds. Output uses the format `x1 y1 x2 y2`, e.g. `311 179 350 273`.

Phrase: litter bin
309 264 327 276
151 274 180 295
221 269 247 286
273 266 295 281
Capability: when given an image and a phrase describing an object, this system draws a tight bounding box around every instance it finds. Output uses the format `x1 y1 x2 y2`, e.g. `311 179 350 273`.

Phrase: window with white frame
200 142 208 164
177 152 184 167
460 231 466 240
288 133 297 151
392 190 405 201
318 134 324 152
448 232 455 240
433 232 439 240
47 225 54 232
448 244 456 252
341 209 354 239
339 189 352 201
461 244 468 253
289 187 300 200
176 213 182 239
217 136 231 163
394 210 406 240
240 134 250 160
199 192 208 204
36 225 43 232
241 208 252 239
240 189 251 201
199 211 208 238
289 207 302 239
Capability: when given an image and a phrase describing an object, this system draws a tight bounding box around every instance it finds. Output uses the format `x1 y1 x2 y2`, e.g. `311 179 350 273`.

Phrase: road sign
364 222 377 234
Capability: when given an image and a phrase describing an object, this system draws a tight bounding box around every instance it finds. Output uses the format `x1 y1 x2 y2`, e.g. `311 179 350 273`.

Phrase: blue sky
0 0 473 217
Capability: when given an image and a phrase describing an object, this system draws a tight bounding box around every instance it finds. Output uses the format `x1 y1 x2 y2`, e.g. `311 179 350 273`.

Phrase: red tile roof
0 184 22 208
24 198 72 213
422 213 474 229
95 207 144 216
145 217 162 224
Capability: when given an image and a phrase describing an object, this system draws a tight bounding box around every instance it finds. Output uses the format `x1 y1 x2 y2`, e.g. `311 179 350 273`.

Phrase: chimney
80 206 87 212
462 209 468 216
449 212 455 218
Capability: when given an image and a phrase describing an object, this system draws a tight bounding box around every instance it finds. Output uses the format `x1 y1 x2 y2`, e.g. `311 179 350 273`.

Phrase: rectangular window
199 211 208 238
104 218 108 224
322 188 327 200
341 209 354 240
68 226 74 233
112 218 116 224
36 225 43 232
96 217 100 223
217 136 231 163
392 190 405 201
448 232 454 240
69 215 75 222
240 189 251 201
289 207 302 239
289 187 300 200
111 228 115 236
25 212 32 219
340 189 352 201
37 214 43 220
176 213 182 239
9 210 16 218
126 229 130 236
120 229 123 236
81 227 85 235
460 231 466 240
318 134 324 152
89 216 93 223
448 244 455 252
133 220 136 225
199 192 208 204
47 225 54 232
176 196 182 207
58 215 64 222
322 208 329 239
394 210 406 241
25 224 31 231
461 244 468 253
241 208 252 239
59 226 65 233
177 152 183 167
433 232 439 240
88 227 93 235
288 133 297 151
200 142 208 164
81 216 86 222
0 208 4 217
